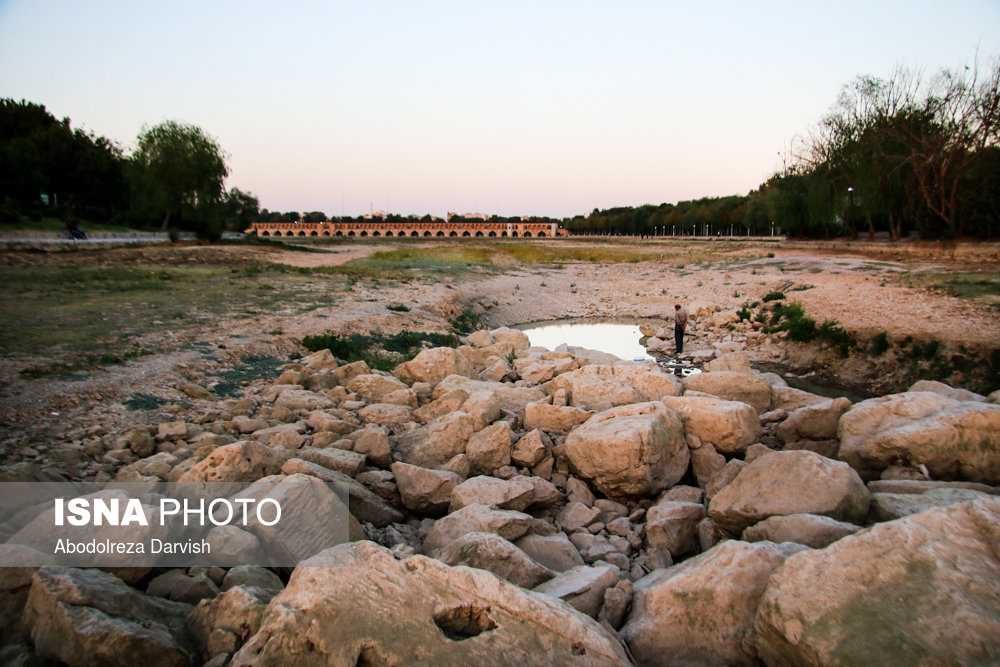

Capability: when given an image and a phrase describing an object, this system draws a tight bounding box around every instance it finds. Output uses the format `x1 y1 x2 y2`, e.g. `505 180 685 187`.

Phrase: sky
2 1 999 218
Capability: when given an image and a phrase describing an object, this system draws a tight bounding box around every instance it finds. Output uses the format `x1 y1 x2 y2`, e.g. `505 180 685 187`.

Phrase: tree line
0 99 259 239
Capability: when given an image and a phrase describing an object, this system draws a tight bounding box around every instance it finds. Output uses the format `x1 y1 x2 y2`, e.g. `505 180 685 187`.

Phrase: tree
129 120 228 238
223 187 260 231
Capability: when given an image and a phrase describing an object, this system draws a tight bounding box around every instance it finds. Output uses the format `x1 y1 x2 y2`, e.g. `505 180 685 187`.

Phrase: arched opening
462 231 471 237
437 231 446 237
423 231 432 237
500 231 508 237
511 231 519 238
385 230 394 237
449 231 458 237
347 231 356 237
474 231 484 237
322 231 330 236
524 232 533 238
336 231 344 237
372 231 381 237
261 231 270 237
360 231 368 237
310 231 318 236
487 231 496 237
537 231 546 237
410 231 419 237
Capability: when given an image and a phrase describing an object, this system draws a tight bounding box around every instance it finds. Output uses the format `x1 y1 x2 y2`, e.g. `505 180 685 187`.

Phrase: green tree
129 120 228 238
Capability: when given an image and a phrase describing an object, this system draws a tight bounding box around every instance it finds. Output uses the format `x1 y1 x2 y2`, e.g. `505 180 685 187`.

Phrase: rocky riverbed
1 324 998 666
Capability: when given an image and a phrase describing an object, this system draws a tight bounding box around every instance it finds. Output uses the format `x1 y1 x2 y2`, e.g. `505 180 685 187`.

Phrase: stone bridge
245 220 569 239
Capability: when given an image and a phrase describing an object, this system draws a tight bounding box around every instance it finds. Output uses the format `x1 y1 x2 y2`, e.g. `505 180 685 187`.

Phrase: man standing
674 303 688 354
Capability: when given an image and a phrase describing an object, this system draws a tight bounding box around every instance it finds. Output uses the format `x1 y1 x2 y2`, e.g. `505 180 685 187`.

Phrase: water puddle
517 320 653 362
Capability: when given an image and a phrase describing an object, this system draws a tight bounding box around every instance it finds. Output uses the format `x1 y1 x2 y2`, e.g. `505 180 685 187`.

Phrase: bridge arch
360 231 368 237
385 230 394 237
372 231 381 237
410 231 419 237
524 231 532 238
437 231 446 237
423 231 432 237
347 231 356 237
450 231 458 237
261 231 270 237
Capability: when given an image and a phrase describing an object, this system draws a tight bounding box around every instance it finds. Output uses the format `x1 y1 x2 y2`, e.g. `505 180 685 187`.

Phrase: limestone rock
450 475 536 512
438 532 555 588
188 584 270 659
704 351 752 373
230 542 629 666
524 401 591 433
622 540 804 667
511 429 550 467
741 513 861 548
708 450 870 533
548 364 683 411
393 411 478 468
533 563 620 619
838 391 1000 482
391 462 463 515
754 498 1000 667
770 385 827 412
396 347 473 385
434 375 546 418
564 401 689 497
869 487 993 522
345 373 409 402
777 396 852 443
358 402 413 426
662 395 760 454
909 379 986 402
178 440 289 483
423 503 534 554
515 532 586 572
465 421 513 473
645 499 706 559
273 388 333 412
682 371 772 412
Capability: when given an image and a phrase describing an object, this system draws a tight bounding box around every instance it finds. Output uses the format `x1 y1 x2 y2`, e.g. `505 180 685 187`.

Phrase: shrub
762 291 786 302
450 307 482 334
737 304 752 321
817 320 853 356
301 331 460 371
387 303 410 312
869 331 890 356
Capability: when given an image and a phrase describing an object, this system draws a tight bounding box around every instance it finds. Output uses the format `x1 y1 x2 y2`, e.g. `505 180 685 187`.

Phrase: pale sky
2 1 998 218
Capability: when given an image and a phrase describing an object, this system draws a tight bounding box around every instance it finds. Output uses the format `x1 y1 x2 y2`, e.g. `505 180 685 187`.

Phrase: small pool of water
518 321 653 362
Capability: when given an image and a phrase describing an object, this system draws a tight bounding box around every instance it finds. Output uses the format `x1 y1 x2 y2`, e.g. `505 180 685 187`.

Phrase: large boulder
645 499 705 560
661 395 760 454
548 364 682 411
564 402 688 497
777 397 852 443
391 462 463 515
515 533 586 572
438 532 554 588
423 503 534 554
395 347 474 386
24 567 194 667
393 411 478 468
682 371 772 412
754 498 1000 667
450 475 536 512
533 563 621 619
178 440 288 483
465 421 513 473
434 376 546 418
708 450 870 533
230 541 629 666
345 373 409 402
741 513 861 548
622 541 805 667
838 391 1000 482
869 487 993 522
909 379 986 402
524 401 592 433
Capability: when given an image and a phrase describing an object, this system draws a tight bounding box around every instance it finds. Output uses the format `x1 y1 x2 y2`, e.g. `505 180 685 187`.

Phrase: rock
524 401 591 433
413 388 468 423
777 396 852 443
438 532 555 588
697 517 722 552
465 421 513 473
396 347 474 385
24 567 194 667
205 525 266 564
533 563 620 618
704 351 752 373
708 451 870 533
147 569 219 604
742 513 862 548
909 379 986 402
346 373 409 403
517 474 561 507
358 402 413 426
434 375 546 418
622 540 804 667
691 442 726 488
423 503 534 554
838 391 1000 482
511 429 550 467
566 476 596 506
783 437 840 459
558 501 602 532
705 458 745 499
515 533 586 572
645 500 706 560
459 390 503 430
125 428 155 457
222 566 283 598
564 401 689 497
866 479 999 495
393 411 478 468
230 541 628 666
599 580 634 630
660 484 704 504
273 388 333 411
754 498 1000 667
682 371 772 412
252 422 305 449
178 440 288 483
661 395 760 454
514 355 578 384
547 364 682 411
188 584 270 659
745 442 775 462
450 475 536 512
158 421 189 440
349 426 391 467
392 462 463 515
332 360 370 384
282 458 403 526
467 330 495 347
301 348 338 371
770 385 828 412
869 487 993 521
296 446 366 476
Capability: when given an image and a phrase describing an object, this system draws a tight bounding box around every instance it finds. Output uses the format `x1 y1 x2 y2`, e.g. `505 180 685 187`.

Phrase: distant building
360 210 386 220
446 211 489 221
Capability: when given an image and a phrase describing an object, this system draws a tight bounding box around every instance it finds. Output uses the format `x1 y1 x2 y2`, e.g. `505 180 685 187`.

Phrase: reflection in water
520 322 652 362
